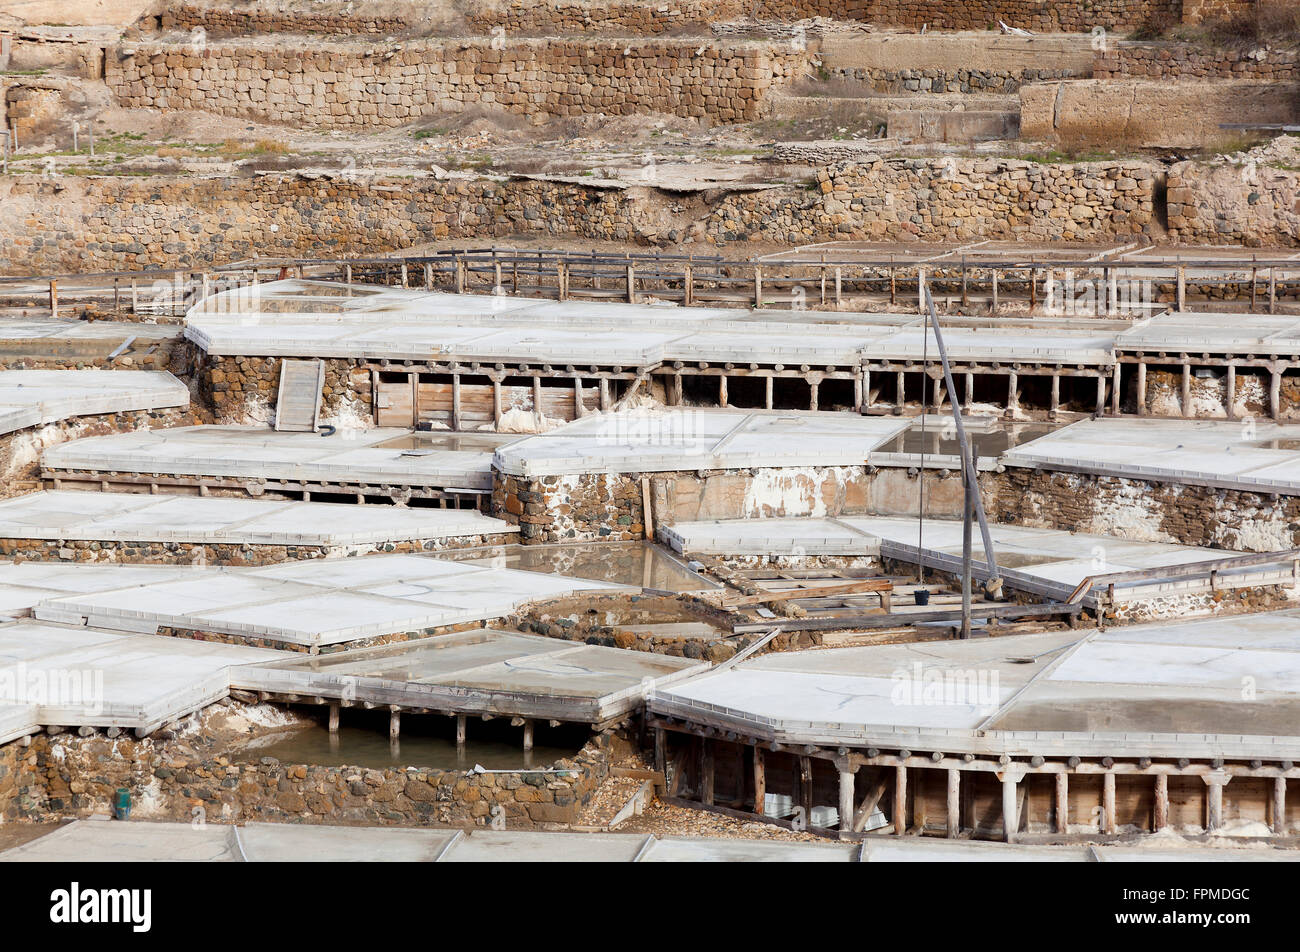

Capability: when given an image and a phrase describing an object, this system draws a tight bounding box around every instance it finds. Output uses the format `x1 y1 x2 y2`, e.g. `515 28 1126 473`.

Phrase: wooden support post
809 379 819 412
1174 265 1185 311
599 377 611 411
1269 268 1277 314
1251 266 1258 311
49 280 57 319
838 766 856 837
626 265 636 304
1270 368 1282 421
896 371 906 410
640 476 654 541
1153 773 1169 832
752 746 766 816
493 261 502 293
451 374 463 431
328 703 340 733
700 738 715 806
1181 364 1192 419
820 266 827 306
573 377 584 418
1001 774 1019 843
1204 771 1228 833
1049 373 1060 419
455 714 466 747
401 262 409 288
1029 268 1037 310
1055 772 1069 834
1273 776 1287 835
719 374 728 408
800 756 814 818
454 257 464 294
1096 375 1106 415
753 266 762 308
1226 364 1237 420
991 269 999 313
964 372 974 411
1006 369 1019 418
834 267 842 307
861 369 871 410
1136 361 1148 416
1044 269 1054 313
492 379 502 427
916 268 926 313
946 769 960 838
389 708 400 739
889 264 896 306
522 719 534 752
1102 771 1116 834
894 764 907 835
654 728 666 775
425 262 433 291
683 264 693 306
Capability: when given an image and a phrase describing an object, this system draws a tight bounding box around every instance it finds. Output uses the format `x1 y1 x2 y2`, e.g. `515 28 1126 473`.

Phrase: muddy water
230 721 584 771
879 423 1057 458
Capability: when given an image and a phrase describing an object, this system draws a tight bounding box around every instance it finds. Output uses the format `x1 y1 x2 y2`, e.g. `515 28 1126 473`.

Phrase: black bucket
913 589 930 606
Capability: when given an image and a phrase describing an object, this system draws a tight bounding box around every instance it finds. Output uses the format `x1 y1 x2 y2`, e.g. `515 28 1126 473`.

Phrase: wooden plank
273 359 325 432
720 578 893 609
731 600 1080 633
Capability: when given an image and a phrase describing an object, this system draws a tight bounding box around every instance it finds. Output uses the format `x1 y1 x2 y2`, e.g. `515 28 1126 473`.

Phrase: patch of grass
445 151 493 171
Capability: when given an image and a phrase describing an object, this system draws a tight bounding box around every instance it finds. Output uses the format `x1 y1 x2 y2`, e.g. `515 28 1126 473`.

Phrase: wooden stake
947 769 960 838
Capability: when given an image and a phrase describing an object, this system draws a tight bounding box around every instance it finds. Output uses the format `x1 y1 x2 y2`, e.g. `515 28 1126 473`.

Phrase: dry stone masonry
105 39 811 127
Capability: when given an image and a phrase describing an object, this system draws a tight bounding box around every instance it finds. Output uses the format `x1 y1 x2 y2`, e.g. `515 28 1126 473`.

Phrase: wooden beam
947 768 960 838
894 764 907 835
720 578 893 609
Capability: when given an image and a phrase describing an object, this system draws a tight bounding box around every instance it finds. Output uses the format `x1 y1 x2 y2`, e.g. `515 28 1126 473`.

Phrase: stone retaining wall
716 157 1158 243
200 355 371 426
2 717 612 828
1095 43 1300 81
0 405 204 495
0 533 516 567
152 0 1188 37
826 64 1079 94
0 160 1171 274
104 39 811 127
989 469 1300 551
1020 79 1300 150
157 5 417 37
1167 159 1300 248
494 464 880 542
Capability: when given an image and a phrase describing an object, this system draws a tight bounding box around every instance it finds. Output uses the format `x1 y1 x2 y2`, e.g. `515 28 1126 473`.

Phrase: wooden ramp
274 358 324 432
